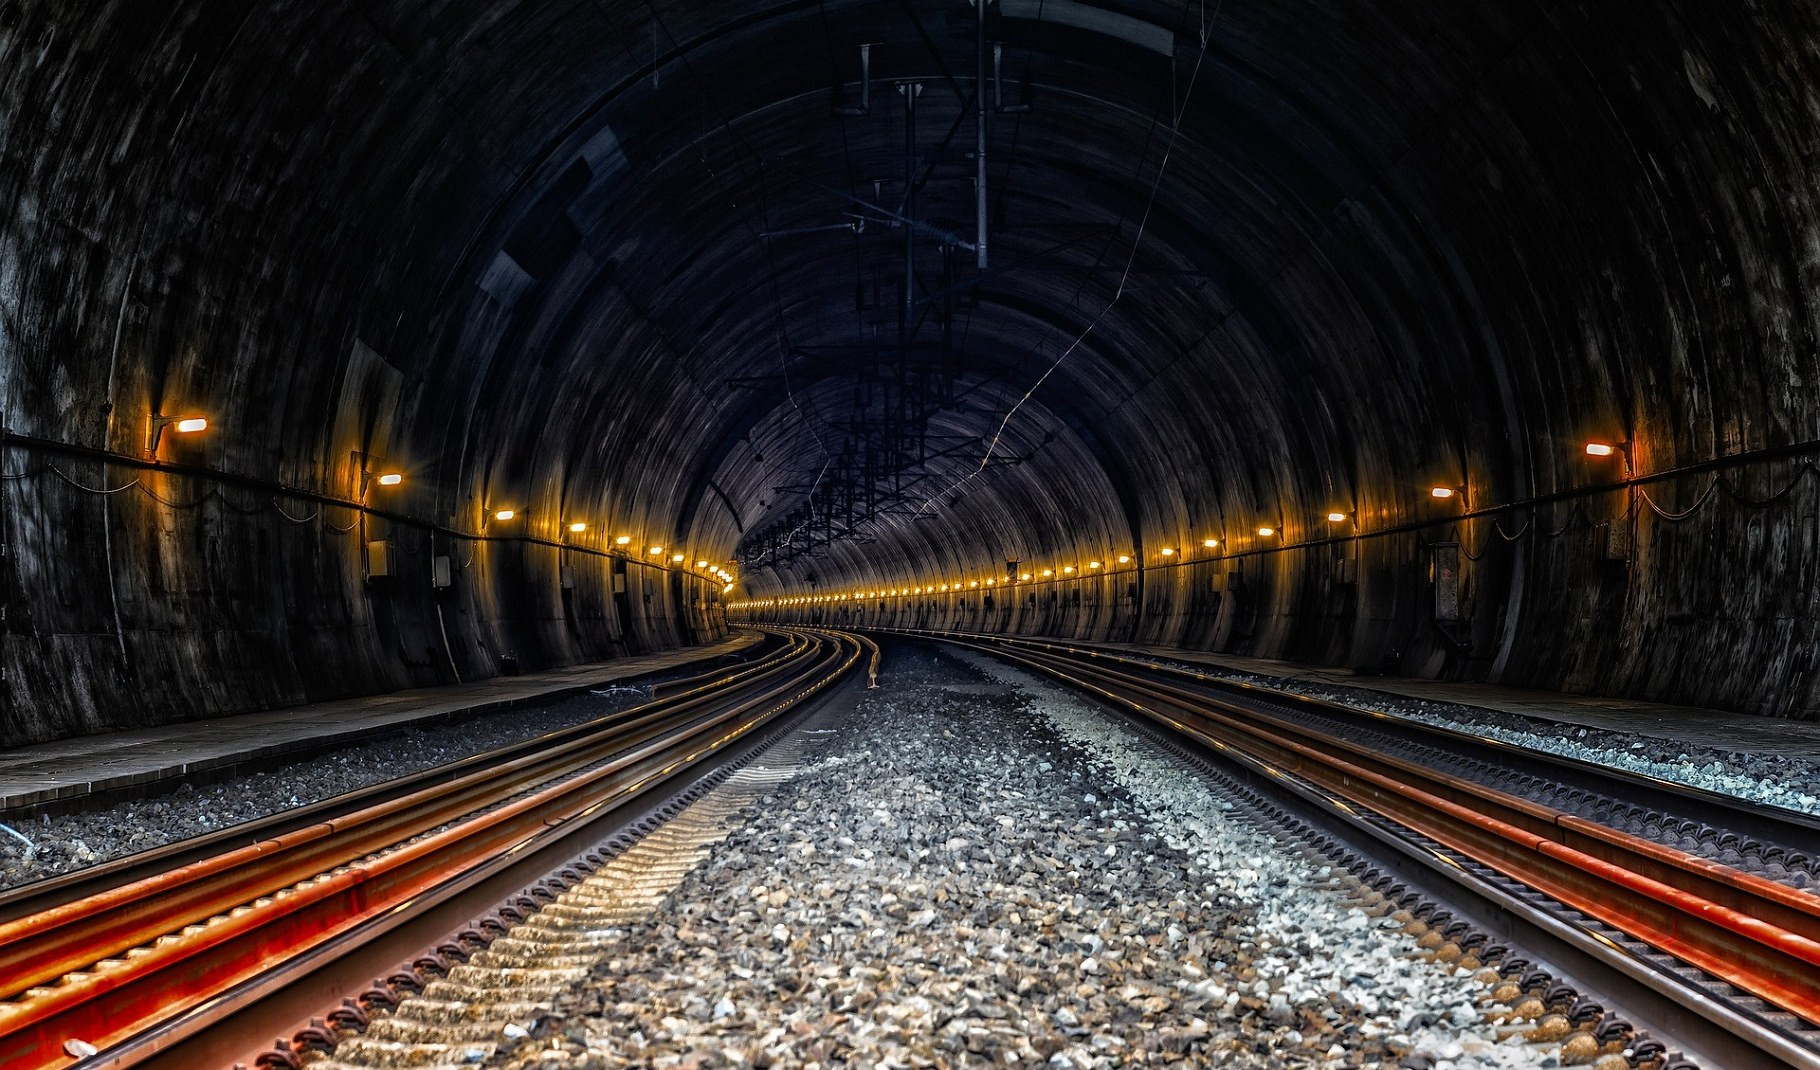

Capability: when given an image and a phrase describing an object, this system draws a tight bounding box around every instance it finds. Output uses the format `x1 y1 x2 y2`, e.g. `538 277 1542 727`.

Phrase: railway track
0 628 870 1070
899 629 1820 1070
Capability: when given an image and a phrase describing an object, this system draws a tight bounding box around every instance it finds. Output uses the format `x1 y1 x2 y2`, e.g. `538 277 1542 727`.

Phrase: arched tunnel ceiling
4 0 1820 717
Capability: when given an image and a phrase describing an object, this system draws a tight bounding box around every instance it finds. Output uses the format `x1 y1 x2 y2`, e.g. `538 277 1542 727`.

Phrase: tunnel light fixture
1116 554 1131 565
1019 572 1033 581
1327 512 1348 523
1257 526 1276 537
356 460 404 497
1430 486 1456 499
1088 560 1102 569
1160 547 1175 557
1062 565 1076 574
615 535 632 546
648 545 664 555
1040 568 1053 577
147 413 208 454
723 583 734 593
985 578 995 586
671 553 685 563
1585 440 1631 468
569 521 587 533
696 559 709 568
494 509 516 522
968 580 979 588
1202 539 1219 549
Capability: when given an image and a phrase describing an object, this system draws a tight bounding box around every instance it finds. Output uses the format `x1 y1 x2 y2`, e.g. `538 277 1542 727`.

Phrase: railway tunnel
3 2 1820 1069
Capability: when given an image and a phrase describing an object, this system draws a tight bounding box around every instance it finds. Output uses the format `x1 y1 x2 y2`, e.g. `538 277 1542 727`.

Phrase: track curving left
0 628 870 1070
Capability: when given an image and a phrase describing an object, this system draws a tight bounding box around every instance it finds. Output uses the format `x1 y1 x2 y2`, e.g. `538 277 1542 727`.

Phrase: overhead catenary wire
907 5 1223 524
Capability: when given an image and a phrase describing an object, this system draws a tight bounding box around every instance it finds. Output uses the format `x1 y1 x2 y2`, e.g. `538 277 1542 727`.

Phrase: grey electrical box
560 565 576 590
612 574 627 594
1336 557 1358 585
1596 521 1630 562
366 540 393 579
432 555 453 588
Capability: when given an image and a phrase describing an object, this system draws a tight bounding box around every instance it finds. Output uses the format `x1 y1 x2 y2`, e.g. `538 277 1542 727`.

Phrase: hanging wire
137 484 217 510
1543 501 1591 538
1717 461 1820 508
273 502 321 524
1638 474 1720 521
216 490 271 515
46 464 141 495
1492 515 1532 541
911 15 1221 523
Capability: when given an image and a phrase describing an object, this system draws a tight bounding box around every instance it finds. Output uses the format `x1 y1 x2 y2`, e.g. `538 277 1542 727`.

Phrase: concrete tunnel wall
2 1 1819 745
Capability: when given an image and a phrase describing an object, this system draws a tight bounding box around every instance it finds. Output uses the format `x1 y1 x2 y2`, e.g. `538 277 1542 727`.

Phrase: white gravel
485 648 1563 1070
961 652 1548 1070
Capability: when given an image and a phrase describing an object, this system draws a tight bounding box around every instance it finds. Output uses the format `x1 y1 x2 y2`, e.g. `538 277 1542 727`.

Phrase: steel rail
901 628 1820 855
913 632 1820 1062
0 631 811 928
0 628 861 1070
0 630 823 988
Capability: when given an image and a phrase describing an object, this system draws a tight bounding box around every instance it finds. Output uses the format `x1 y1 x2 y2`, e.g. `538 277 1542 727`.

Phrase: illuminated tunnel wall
3 1 1819 744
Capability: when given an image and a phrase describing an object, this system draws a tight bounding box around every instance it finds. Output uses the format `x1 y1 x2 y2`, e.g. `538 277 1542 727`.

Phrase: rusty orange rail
0 629 861 1070
973 639 1820 1029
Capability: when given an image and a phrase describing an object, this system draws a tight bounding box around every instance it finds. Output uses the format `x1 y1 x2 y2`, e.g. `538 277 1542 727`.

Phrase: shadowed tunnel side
2 0 1818 745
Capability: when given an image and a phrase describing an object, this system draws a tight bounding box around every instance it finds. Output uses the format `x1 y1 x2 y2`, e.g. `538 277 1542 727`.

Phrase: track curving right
905 629 1820 1070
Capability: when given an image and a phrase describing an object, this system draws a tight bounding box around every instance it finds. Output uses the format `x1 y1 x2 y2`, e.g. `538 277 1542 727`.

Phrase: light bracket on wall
354 452 404 498
146 413 207 455
1585 440 1633 472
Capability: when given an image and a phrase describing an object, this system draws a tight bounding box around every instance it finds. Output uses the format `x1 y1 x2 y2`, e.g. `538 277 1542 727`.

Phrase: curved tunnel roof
3 0 1818 734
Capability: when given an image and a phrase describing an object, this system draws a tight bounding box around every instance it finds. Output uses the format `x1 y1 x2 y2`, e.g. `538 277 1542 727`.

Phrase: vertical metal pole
976 0 989 269
902 83 919 339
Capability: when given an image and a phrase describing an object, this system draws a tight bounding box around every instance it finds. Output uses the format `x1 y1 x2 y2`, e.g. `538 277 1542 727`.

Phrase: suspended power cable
910 9 1221 523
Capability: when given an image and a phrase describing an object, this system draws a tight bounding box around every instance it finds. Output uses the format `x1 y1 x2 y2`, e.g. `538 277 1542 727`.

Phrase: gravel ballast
486 647 1566 1070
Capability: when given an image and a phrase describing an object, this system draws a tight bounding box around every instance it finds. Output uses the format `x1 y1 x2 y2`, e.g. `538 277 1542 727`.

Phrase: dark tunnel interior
3 0 1818 744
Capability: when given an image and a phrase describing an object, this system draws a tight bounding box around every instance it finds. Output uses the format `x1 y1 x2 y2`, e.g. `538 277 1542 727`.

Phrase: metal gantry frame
739 5 1030 573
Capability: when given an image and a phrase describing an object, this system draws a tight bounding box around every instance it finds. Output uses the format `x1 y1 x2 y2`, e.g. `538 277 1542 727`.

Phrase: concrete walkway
0 632 764 810
1074 641 1820 764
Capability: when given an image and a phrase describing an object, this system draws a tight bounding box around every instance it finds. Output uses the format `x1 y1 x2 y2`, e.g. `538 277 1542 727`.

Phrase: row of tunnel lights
147 412 741 591
732 548 1196 610
734 442 1634 610
150 410 1630 601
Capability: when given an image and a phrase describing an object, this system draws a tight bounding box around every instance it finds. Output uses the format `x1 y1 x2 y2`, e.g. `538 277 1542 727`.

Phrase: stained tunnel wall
1 0 1819 745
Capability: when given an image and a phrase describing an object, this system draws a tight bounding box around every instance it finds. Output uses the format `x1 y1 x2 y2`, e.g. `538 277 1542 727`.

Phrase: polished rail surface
0 629 862 1070
909 630 1820 1064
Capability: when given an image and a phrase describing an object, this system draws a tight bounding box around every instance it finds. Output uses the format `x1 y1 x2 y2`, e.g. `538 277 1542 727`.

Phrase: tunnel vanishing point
2 0 1817 746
